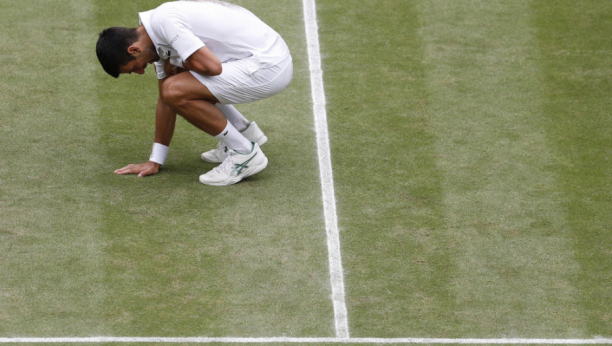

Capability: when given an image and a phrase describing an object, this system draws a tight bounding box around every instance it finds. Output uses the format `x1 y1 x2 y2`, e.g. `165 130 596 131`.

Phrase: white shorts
190 55 293 105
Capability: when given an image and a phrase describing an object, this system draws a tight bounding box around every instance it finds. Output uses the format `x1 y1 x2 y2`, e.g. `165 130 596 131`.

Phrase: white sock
216 104 250 132
214 121 252 154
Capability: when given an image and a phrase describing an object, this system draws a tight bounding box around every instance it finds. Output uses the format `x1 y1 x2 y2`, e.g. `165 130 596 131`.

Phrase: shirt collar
138 10 161 52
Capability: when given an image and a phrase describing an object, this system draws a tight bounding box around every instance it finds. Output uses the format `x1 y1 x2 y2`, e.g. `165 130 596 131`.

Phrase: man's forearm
154 95 177 146
184 47 222 76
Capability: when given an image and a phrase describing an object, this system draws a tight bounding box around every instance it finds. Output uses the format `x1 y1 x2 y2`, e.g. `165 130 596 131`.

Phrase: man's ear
127 45 141 56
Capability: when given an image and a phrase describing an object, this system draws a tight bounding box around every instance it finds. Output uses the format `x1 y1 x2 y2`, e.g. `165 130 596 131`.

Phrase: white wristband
149 143 169 165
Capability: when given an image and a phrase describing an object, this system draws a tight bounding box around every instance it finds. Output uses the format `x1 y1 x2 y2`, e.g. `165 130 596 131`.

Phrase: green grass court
1 0 612 343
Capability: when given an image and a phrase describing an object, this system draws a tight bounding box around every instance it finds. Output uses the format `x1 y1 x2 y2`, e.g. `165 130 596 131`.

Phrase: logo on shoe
231 153 257 176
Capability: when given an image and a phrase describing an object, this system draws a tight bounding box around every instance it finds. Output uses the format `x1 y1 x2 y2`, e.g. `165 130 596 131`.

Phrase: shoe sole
199 156 268 186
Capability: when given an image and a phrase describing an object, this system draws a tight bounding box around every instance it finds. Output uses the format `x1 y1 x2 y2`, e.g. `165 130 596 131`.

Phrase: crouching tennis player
96 0 292 186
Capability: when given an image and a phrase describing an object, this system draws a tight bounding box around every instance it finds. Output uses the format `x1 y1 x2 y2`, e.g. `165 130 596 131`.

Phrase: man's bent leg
161 71 265 186
161 72 251 153
161 72 226 136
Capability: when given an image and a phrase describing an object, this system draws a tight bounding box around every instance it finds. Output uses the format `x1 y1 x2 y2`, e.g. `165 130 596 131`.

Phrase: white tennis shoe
201 121 268 163
199 142 268 186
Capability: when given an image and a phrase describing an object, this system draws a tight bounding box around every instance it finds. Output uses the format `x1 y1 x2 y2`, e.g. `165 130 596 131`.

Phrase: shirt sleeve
157 9 206 61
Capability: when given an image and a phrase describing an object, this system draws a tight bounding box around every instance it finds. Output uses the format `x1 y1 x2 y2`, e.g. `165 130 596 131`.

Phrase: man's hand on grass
114 161 160 177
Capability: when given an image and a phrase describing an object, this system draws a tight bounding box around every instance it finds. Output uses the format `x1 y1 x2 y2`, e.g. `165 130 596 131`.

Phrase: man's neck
136 25 153 47
136 25 159 62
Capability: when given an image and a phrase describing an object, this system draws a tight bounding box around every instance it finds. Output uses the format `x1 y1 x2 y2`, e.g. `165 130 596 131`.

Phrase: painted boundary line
302 0 350 339
2 337 612 344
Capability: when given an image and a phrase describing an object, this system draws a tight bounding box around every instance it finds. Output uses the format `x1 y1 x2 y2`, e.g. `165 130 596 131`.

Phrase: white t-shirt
139 1 290 79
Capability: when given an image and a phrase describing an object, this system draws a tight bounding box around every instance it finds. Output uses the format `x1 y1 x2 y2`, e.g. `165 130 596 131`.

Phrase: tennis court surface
1 0 611 344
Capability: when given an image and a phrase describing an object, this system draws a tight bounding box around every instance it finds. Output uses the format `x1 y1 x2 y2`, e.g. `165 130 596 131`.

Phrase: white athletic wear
149 142 169 165
201 121 267 163
214 121 251 154
199 142 268 186
139 1 291 79
137 1 290 184
191 54 293 104
216 104 249 131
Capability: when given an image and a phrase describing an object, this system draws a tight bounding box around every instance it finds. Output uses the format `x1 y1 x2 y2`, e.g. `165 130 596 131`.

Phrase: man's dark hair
96 27 139 78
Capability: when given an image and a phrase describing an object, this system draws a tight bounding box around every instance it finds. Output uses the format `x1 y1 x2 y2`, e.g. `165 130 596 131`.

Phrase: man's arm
154 77 177 146
154 8 222 76
114 78 177 177
182 46 222 76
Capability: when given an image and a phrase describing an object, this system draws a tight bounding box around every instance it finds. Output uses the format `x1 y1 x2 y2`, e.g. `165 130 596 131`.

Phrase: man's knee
160 77 184 107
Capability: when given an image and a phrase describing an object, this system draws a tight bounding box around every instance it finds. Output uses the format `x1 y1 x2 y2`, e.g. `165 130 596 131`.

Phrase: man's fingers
138 169 152 178
114 162 159 177
115 162 158 177
115 167 131 174
114 164 139 175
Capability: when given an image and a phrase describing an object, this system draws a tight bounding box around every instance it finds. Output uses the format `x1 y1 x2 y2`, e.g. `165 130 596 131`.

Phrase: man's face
119 45 159 75
120 58 148 75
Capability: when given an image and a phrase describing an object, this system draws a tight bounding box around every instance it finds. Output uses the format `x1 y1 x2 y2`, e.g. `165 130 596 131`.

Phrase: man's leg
202 104 268 163
161 73 251 154
191 55 293 159
160 71 268 186
216 104 249 131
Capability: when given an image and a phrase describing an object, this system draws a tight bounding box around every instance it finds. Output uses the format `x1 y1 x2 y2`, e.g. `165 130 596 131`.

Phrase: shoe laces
213 149 235 173
216 141 227 152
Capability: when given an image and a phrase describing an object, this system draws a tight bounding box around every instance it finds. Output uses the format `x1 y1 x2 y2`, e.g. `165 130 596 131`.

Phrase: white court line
302 0 350 339
2 337 612 344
